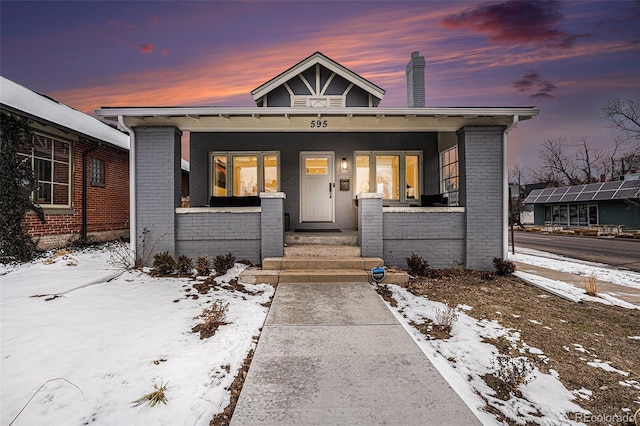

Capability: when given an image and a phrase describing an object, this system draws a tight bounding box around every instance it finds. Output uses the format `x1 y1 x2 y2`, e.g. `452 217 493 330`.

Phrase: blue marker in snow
371 266 385 283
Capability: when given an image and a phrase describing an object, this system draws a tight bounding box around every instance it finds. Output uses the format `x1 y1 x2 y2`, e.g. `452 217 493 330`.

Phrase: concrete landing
230 282 482 425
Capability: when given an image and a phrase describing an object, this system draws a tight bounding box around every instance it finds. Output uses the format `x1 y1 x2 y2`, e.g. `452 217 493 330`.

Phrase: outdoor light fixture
341 157 348 170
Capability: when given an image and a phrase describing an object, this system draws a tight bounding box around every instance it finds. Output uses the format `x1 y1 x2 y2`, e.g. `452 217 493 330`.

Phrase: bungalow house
1 76 130 249
96 52 538 271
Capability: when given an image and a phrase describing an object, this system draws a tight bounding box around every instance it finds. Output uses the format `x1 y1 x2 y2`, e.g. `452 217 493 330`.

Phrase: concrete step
284 245 361 257
263 257 383 270
238 267 409 285
285 233 357 246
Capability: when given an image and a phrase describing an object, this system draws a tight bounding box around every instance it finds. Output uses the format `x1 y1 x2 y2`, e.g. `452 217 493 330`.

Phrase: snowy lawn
1 246 273 426
375 250 640 425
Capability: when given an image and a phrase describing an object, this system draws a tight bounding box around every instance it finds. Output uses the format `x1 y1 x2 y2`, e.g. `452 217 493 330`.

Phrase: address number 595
310 120 328 128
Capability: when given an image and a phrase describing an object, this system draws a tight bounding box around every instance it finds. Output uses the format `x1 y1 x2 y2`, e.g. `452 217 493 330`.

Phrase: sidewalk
230 282 482 425
513 261 640 305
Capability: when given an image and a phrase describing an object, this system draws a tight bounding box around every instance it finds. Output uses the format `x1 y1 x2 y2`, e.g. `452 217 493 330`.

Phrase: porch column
457 126 506 270
260 192 286 259
357 193 383 258
134 126 182 264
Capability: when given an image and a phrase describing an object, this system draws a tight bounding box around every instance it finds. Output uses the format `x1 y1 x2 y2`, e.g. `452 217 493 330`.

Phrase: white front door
300 152 335 222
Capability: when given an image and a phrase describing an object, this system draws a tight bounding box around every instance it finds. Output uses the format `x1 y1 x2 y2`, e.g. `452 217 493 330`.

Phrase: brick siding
23 138 129 247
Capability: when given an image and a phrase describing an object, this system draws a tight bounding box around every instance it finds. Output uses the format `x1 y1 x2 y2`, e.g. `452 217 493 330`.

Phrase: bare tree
537 138 580 185
602 98 640 141
575 137 604 183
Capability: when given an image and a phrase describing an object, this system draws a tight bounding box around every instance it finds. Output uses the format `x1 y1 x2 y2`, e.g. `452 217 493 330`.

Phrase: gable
251 52 385 108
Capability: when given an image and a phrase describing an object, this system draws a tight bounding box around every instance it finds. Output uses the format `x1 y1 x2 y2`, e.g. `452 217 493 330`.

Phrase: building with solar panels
523 175 640 230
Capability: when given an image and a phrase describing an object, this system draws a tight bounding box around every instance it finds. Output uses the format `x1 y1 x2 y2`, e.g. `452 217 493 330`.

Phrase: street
511 231 640 272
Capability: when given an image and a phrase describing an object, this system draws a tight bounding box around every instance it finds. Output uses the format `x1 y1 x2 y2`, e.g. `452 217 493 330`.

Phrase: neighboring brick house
1 76 130 249
97 52 539 270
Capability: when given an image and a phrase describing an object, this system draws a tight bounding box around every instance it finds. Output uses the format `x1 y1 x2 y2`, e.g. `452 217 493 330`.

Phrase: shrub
406 253 430 277
192 300 229 339
0 113 45 264
213 252 236 275
151 252 177 276
583 275 598 296
493 257 516 276
177 255 193 276
491 354 534 397
433 302 459 334
195 256 211 276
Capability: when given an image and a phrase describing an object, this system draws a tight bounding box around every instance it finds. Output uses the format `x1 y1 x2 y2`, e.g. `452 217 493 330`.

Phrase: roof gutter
503 114 519 258
118 115 136 263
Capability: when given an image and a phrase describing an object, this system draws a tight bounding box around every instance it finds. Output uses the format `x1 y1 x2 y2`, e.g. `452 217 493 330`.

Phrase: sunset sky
1 0 639 178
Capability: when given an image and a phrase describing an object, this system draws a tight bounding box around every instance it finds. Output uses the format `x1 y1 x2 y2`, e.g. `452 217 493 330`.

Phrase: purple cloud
513 70 556 99
442 0 578 48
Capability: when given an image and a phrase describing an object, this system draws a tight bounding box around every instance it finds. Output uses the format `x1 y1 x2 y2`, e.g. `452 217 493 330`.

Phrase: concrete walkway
513 261 640 305
230 282 482 425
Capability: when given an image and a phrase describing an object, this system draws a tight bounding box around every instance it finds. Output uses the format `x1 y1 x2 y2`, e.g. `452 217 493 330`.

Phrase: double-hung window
355 151 422 204
17 134 72 207
209 152 279 197
440 146 459 206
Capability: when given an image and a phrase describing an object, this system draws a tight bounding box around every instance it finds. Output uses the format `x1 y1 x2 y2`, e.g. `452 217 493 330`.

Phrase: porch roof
96 106 539 133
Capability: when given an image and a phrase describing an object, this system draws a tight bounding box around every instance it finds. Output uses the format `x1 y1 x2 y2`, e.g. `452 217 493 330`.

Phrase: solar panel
575 191 597 201
523 180 639 204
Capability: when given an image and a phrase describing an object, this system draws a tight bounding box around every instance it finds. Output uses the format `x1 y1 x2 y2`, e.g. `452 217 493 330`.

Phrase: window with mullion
18 134 71 207
355 151 422 204
209 152 279 197
440 146 459 206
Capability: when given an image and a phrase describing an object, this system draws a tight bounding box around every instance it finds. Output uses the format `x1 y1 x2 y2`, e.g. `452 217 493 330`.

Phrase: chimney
406 51 425 107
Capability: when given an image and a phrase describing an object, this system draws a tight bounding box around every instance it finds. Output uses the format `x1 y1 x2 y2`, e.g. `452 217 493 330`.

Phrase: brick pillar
134 127 182 264
357 193 383 258
457 126 506 270
260 192 285 259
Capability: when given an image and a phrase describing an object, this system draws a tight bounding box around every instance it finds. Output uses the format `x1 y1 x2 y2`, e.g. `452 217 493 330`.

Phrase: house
1 76 130 249
524 179 640 230
96 52 539 270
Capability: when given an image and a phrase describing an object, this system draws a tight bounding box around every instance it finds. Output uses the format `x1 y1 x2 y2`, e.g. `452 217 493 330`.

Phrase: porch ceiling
96 106 538 133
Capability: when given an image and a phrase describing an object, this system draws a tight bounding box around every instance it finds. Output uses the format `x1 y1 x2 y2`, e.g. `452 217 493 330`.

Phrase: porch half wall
382 208 465 268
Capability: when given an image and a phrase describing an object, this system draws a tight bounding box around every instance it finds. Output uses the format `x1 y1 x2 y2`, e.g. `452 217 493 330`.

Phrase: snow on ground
379 284 590 426
508 247 640 310
509 247 640 289
1 246 273 426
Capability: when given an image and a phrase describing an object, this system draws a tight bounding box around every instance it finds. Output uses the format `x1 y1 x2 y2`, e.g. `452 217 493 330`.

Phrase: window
17 134 71 207
545 203 598 226
209 152 279 197
355 151 422 204
90 157 105 186
440 146 459 206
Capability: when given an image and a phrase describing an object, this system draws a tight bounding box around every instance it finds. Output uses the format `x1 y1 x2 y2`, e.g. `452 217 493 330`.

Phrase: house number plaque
310 120 328 128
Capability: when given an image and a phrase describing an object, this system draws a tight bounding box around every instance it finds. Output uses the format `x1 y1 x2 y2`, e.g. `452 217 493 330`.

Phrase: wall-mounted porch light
341 157 348 171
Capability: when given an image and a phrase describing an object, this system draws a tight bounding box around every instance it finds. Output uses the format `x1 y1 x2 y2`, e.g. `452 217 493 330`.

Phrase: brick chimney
406 51 425 107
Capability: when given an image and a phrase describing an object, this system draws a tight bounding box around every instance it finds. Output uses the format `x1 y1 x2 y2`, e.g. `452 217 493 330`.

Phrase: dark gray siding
190 132 438 230
265 85 290 106
346 86 370 106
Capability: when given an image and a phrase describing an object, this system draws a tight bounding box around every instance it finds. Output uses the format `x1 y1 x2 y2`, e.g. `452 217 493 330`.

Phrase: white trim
250 52 385 101
300 151 335 223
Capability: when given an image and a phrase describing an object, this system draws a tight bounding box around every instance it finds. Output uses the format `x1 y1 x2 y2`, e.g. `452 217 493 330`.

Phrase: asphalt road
511 231 640 272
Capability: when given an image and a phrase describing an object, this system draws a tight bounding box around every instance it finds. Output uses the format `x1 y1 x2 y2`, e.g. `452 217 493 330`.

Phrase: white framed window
440 146 459 206
354 151 422 204
209 151 280 197
17 133 72 207
90 157 105 186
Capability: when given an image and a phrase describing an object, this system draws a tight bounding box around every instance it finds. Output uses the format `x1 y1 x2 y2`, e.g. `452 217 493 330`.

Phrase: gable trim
251 52 385 103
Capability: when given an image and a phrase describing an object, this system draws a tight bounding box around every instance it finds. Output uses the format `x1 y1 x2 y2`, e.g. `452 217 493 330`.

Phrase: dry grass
583 275 599 296
395 271 640 424
131 382 168 407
